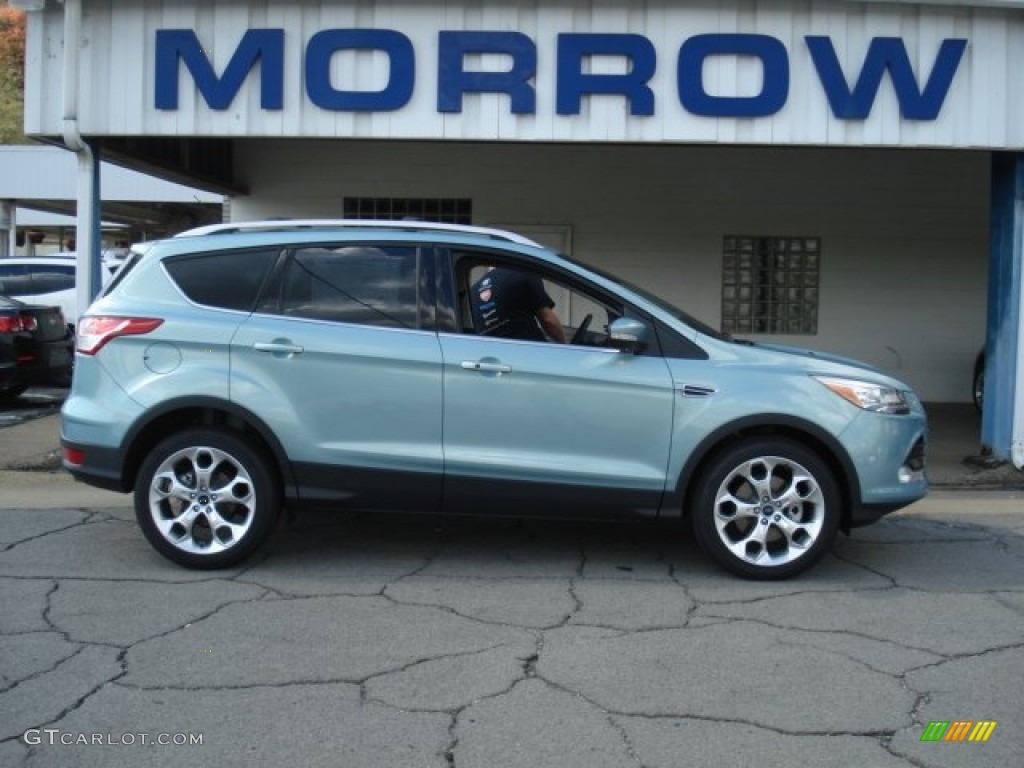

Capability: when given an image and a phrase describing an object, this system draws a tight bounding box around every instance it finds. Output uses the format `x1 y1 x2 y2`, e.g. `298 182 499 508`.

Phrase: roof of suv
175 219 542 247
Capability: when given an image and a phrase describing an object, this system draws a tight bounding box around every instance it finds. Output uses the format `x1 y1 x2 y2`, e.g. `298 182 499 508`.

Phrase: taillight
0 315 25 333
19 314 39 332
77 316 164 355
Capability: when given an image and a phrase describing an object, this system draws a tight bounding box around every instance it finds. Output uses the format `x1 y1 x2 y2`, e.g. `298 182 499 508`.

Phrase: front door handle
461 360 512 374
253 341 304 356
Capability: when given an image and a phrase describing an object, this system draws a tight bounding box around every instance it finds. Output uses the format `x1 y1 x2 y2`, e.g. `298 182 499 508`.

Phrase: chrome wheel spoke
151 470 195 504
206 508 248 546
771 515 814 551
153 502 201 542
714 490 761 523
724 517 772 563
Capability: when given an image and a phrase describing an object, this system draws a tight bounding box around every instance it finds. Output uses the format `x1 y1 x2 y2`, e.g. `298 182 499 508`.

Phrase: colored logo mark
921 720 997 742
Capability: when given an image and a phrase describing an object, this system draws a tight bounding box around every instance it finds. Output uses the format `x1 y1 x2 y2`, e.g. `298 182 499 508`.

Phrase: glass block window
721 236 820 335
343 197 472 224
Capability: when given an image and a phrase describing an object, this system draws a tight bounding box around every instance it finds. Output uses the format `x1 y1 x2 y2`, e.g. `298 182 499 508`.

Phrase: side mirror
608 317 650 354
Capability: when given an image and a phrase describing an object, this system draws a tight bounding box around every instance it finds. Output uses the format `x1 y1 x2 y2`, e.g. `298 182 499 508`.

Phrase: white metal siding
22 0 1024 149
0 147 223 202
230 141 988 402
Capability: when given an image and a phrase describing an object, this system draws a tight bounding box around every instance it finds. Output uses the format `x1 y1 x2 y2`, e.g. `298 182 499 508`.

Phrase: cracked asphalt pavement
1 475 1022 768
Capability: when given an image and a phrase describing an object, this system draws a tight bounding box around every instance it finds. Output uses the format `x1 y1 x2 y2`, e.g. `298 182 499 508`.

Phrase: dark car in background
0 295 74 400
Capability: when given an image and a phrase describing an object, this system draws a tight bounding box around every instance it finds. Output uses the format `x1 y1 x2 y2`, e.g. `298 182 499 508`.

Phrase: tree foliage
0 2 27 143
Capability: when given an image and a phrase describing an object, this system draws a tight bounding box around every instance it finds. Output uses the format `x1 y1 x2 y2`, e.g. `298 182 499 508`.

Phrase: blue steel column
982 153 1023 459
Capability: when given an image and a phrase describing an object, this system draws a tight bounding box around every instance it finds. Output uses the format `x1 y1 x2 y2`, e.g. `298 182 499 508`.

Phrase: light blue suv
61 221 927 578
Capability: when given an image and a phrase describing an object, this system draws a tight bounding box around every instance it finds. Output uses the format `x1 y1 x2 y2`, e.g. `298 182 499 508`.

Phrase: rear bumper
61 439 129 493
3 337 72 388
0 361 18 390
60 355 143 493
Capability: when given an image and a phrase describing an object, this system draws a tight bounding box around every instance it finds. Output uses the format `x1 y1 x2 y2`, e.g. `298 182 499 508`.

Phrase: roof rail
175 219 542 247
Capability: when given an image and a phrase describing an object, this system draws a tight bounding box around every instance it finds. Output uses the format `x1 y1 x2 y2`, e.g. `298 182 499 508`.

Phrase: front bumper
841 410 928 526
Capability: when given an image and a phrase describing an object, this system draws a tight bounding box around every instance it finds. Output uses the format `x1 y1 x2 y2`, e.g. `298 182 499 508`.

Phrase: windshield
559 252 731 341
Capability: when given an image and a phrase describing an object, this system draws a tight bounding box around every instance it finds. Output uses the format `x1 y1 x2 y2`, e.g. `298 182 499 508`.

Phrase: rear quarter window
164 248 279 311
274 245 422 329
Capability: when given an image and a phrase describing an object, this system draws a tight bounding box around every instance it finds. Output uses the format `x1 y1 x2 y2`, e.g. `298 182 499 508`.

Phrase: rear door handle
461 360 512 374
253 341 304 355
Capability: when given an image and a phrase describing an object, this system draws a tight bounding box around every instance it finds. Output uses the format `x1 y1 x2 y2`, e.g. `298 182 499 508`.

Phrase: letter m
920 721 950 742
806 36 966 120
156 29 284 110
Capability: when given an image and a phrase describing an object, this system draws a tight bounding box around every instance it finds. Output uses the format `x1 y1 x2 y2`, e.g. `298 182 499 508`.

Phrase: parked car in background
0 255 116 329
0 295 74 399
61 220 929 579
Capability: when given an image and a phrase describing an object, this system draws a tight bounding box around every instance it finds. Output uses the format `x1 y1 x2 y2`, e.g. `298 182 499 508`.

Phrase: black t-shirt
470 268 555 341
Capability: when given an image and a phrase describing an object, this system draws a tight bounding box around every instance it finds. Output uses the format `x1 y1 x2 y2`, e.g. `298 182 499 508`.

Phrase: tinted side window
164 249 278 311
280 245 420 329
0 264 31 296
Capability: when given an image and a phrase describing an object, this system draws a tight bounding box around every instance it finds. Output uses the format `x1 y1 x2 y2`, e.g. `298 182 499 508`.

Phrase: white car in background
0 254 116 329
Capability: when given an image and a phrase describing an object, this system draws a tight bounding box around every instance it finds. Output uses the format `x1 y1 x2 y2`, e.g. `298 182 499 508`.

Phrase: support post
984 153 1024 467
74 142 102 323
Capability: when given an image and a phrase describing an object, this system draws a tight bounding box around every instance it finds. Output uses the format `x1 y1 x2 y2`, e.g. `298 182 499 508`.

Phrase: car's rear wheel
690 438 840 579
134 429 280 569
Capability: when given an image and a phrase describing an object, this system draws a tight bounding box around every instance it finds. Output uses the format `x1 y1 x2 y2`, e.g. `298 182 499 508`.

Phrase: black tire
134 428 280 569
690 438 840 579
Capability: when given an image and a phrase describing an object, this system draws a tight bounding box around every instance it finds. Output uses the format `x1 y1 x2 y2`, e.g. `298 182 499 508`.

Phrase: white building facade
15 0 1024 460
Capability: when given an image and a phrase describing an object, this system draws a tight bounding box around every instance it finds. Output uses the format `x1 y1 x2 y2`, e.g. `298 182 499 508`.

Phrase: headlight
814 376 911 415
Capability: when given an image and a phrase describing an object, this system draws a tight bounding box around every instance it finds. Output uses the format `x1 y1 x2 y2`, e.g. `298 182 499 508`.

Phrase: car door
230 243 444 512
438 251 676 516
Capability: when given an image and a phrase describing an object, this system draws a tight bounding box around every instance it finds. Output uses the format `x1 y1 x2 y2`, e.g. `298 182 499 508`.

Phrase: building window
721 236 820 335
343 197 472 224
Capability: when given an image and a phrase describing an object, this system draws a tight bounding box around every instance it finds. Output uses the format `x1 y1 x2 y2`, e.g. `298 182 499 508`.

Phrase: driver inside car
470 266 566 343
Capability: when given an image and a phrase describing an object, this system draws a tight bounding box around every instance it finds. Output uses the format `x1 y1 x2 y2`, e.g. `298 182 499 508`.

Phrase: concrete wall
231 140 989 402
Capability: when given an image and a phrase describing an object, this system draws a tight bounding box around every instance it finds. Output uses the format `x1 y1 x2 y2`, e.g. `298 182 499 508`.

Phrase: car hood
752 342 884 373
704 337 913 390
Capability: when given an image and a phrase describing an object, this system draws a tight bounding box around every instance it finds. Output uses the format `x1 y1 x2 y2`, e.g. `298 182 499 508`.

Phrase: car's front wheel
134 429 280 569
690 438 840 579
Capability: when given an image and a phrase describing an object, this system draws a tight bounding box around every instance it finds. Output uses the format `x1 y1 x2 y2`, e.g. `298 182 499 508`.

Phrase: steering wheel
570 313 593 345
